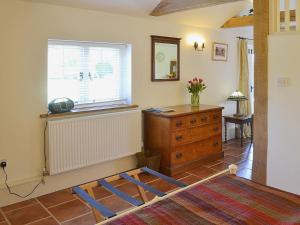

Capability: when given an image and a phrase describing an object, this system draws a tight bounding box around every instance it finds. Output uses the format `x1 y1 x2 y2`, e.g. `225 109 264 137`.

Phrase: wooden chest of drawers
143 104 224 175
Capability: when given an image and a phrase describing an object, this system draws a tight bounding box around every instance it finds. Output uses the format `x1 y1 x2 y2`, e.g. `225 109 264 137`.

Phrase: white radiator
47 110 141 175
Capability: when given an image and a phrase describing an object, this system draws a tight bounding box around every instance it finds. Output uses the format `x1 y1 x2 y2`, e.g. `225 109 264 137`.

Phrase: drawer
170 113 210 130
171 136 222 166
210 110 222 124
196 111 222 126
170 110 222 131
189 112 210 127
171 123 222 147
171 117 188 130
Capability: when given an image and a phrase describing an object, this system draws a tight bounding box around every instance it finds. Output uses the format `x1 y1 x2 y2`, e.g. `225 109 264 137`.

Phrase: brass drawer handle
176 153 183 159
213 127 219 132
213 141 219 147
176 135 183 141
201 117 208 122
176 121 183 127
190 118 197 124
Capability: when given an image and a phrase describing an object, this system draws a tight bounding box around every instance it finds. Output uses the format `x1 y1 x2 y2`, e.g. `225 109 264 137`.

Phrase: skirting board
0 156 137 207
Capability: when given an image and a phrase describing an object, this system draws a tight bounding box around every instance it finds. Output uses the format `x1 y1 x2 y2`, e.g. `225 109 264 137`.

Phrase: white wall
268 33 300 195
0 0 252 206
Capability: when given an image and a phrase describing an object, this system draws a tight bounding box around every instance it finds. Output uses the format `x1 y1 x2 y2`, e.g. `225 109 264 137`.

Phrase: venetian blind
48 40 129 105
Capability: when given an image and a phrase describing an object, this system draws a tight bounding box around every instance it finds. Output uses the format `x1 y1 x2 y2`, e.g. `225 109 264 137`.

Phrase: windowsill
40 104 139 119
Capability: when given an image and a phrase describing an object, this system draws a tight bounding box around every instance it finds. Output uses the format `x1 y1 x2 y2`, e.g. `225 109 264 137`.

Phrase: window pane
48 45 81 103
48 41 130 106
88 47 121 103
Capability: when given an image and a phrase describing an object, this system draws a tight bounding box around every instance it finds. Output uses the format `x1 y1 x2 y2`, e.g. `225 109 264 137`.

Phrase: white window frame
47 39 132 108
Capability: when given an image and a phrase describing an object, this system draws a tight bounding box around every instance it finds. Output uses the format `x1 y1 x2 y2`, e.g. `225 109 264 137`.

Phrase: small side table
224 115 253 147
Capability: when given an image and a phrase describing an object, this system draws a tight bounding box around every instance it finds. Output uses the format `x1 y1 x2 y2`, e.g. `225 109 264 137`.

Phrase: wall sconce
187 34 205 52
194 42 205 51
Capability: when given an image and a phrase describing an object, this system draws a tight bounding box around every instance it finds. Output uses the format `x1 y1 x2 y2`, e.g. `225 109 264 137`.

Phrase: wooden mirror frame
151 35 181 82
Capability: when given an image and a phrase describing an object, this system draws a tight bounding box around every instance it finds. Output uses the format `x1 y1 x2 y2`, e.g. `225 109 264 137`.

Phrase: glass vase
191 93 200 107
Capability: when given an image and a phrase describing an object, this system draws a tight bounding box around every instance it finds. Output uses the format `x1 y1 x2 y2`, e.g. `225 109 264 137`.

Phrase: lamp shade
227 91 248 101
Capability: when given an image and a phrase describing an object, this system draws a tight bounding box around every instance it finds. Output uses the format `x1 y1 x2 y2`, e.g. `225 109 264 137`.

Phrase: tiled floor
0 138 253 225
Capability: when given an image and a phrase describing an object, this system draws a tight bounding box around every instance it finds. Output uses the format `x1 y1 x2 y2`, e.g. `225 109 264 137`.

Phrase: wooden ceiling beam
221 15 254 28
150 0 244 16
221 10 296 29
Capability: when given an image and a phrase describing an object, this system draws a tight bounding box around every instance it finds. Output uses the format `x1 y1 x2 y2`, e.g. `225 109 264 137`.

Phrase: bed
73 166 300 225
104 175 300 225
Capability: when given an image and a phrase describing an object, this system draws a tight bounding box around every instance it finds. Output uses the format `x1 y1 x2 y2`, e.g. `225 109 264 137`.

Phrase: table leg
251 119 253 144
240 123 244 147
224 121 227 143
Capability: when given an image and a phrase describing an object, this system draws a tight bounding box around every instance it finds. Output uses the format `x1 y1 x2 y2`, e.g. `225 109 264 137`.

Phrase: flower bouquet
187 77 207 106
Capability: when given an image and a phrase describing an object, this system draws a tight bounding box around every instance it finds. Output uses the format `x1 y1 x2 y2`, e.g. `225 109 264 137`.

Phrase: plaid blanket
105 175 300 225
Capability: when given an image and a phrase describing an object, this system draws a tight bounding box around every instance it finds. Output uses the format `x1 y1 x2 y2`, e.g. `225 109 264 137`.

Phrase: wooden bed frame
72 165 238 224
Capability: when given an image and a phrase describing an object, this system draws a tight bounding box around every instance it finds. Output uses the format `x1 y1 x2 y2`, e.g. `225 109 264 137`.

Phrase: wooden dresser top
143 104 223 118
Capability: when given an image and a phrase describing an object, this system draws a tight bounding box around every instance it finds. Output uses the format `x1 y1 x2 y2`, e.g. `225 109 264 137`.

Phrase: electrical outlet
0 159 7 168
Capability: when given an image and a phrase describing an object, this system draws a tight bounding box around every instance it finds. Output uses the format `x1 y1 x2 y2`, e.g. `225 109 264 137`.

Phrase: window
48 40 131 106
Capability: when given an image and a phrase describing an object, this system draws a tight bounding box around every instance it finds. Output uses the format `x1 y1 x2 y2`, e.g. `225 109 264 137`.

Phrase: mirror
151 35 181 81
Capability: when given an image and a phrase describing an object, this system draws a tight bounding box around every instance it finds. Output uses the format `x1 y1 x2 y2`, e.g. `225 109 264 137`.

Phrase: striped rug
106 175 300 225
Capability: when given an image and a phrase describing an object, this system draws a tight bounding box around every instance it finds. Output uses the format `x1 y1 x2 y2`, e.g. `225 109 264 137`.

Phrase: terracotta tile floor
1 138 253 225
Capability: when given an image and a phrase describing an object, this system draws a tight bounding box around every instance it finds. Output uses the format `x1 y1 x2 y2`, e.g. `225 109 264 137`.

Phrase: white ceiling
25 0 253 29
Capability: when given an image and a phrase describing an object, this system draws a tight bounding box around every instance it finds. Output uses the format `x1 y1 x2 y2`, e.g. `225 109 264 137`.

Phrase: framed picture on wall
212 42 228 61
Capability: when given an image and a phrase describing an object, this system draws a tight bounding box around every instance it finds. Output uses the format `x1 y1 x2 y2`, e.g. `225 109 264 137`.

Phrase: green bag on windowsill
48 98 75 114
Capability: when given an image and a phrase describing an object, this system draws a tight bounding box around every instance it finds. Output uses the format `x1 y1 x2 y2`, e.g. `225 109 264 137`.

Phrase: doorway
248 43 254 114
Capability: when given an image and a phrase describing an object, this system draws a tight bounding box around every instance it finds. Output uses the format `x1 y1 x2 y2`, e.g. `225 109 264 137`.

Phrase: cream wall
268 34 300 195
0 0 252 206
